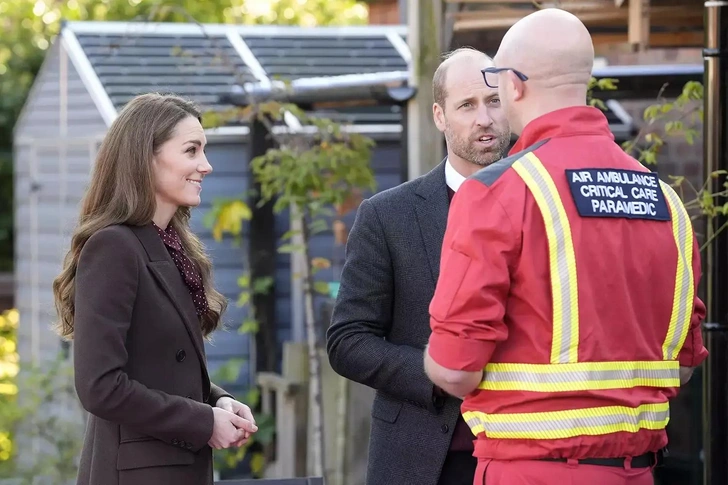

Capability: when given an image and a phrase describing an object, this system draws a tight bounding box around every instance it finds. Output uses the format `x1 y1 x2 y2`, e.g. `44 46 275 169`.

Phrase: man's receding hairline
433 47 492 107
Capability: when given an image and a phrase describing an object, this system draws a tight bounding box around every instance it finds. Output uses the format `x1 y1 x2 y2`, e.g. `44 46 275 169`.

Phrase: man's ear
432 103 446 132
508 71 525 102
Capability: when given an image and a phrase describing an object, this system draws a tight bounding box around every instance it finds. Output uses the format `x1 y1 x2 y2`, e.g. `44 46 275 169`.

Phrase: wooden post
628 0 650 51
406 0 444 180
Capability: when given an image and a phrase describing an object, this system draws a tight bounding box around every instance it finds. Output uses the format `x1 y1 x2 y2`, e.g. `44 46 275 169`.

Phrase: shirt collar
510 106 615 155
152 222 183 251
445 158 467 193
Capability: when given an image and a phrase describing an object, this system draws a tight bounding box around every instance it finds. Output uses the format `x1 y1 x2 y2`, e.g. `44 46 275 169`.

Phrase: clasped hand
208 396 258 449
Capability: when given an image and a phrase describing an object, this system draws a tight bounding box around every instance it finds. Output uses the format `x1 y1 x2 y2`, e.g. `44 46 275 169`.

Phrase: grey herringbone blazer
326 161 465 485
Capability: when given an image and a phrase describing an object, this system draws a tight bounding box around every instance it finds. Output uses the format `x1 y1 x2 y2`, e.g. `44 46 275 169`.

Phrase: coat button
172 439 179 445
441 424 449 434
176 349 186 362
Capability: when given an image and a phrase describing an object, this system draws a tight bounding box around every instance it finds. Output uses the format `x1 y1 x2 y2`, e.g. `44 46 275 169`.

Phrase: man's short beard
448 132 511 168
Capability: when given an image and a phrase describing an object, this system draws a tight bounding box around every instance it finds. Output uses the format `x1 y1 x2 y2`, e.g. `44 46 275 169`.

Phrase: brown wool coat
72 223 231 485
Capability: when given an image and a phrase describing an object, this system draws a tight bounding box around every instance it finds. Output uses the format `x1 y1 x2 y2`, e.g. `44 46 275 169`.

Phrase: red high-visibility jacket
428 106 708 461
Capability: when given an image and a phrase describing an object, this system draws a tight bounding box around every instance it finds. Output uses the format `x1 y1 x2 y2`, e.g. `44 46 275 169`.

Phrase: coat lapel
414 160 450 285
128 224 209 380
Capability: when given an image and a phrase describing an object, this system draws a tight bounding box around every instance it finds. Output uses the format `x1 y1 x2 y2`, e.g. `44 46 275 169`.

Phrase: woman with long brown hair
53 92 257 485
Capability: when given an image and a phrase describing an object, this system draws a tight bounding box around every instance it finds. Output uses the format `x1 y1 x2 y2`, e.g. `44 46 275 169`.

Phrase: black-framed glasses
481 67 529 89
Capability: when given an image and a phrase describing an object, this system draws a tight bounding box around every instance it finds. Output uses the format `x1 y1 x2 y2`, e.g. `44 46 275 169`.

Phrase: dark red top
153 222 209 317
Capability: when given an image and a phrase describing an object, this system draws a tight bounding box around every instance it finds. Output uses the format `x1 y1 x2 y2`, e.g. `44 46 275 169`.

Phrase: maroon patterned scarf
152 222 210 317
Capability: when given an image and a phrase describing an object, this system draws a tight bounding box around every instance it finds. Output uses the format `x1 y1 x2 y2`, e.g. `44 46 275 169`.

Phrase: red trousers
474 459 655 485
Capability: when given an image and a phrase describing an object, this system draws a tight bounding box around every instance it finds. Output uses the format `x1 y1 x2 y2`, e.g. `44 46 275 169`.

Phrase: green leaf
313 281 330 295
237 274 250 288
685 129 697 145
643 104 661 122
240 319 259 334
641 150 657 165
250 452 266 475
236 292 250 307
308 219 329 235
210 358 245 383
278 243 305 254
245 388 261 407
280 229 301 241
252 276 274 294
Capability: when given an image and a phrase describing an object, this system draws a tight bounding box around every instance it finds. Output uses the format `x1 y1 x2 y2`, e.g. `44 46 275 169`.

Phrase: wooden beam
593 30 703 48
454 10 626 30
629 0 651 50
452 5 701 31
452 6 623 20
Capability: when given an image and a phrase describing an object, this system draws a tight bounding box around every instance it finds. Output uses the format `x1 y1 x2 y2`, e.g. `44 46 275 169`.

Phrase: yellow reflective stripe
512 152 579 363
660 181 694 361
479 360 680 392
463 402 669 440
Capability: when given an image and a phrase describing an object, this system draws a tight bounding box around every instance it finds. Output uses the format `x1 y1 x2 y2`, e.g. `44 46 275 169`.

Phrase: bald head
433 47 492 108
493 9 594 135
496 8 594 90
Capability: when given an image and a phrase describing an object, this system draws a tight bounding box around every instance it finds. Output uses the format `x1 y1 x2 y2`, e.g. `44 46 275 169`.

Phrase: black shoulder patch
470 139 550 187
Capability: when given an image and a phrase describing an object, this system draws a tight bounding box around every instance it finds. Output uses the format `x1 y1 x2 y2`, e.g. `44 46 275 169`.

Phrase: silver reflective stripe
513 154 578 364
481 407 668 434
660 181 694 360
484 367 678 384
463 403 670 440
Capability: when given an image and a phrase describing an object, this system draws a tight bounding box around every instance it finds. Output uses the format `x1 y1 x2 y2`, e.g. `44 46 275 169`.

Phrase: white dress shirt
444 158 467 193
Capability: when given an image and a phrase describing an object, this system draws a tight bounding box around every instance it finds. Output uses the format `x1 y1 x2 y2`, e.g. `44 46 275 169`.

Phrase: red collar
510 106 615 155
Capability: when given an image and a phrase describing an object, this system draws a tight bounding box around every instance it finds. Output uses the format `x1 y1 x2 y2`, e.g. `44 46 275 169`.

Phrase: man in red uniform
423 8 708 485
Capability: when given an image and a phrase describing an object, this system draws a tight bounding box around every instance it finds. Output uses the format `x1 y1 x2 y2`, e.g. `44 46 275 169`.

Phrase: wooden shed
12 20 412 396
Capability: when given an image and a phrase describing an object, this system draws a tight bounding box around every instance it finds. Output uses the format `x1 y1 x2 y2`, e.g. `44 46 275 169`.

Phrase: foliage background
0 0 369 273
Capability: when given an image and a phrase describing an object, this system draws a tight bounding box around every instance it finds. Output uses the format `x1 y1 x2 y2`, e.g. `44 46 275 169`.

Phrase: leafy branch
589 77 720 249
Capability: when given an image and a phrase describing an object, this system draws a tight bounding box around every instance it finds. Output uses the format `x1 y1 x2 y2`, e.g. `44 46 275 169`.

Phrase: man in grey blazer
326 48 511 485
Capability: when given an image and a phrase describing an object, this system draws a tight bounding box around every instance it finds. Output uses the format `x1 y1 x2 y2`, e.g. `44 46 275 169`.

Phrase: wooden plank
454 10 627 30
452 5 700 31
629 0 651 50
451 5 621 20
593 30 703 47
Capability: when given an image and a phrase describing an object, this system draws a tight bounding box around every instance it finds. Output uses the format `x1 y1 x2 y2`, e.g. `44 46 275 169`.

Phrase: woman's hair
52 92 227 339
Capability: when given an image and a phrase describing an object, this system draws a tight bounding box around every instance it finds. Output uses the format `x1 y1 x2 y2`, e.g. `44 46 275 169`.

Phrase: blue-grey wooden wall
195 135 405 396
190 140 253 396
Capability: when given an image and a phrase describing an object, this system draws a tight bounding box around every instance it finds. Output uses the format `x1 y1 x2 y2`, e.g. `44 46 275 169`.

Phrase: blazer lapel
129 224 209 380
414 160 450 285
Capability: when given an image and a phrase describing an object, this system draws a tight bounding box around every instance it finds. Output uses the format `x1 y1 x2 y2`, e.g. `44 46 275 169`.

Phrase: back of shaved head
493 8 595 134
497 8 594 89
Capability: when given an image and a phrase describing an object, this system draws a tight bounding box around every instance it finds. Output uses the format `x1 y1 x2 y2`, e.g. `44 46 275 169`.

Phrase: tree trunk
299 209 326 478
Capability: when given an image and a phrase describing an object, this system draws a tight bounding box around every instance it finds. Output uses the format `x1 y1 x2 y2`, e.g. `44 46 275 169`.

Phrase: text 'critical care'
565 168 671 221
